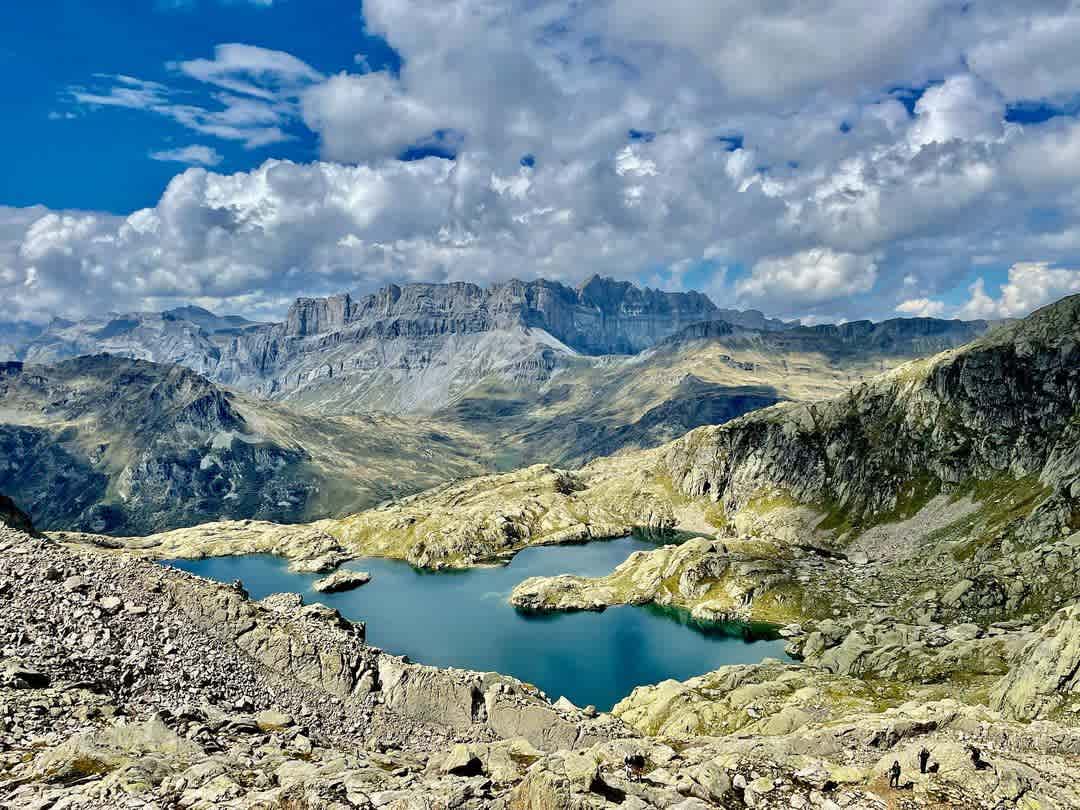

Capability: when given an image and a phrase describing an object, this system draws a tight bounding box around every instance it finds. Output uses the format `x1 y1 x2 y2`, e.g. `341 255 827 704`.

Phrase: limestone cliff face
662 295 1079 527
284 293 357 337
204 276 723 412
660 315 989 359
276 276 716 351
14 278 991 422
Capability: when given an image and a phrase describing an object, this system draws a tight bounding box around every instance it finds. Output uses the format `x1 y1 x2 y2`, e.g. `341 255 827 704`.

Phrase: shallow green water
165 536 788 710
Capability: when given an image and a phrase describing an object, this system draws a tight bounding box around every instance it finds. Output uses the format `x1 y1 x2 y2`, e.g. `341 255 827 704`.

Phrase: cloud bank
6 0 1080 323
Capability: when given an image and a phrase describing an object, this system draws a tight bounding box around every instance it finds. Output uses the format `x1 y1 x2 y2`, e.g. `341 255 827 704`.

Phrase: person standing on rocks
919 747 930 774
968 745 993 771
888 760 901 788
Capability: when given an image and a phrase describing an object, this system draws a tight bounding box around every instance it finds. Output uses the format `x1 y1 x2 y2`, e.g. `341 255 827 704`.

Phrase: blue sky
2 0 398 213
3 0 1080 325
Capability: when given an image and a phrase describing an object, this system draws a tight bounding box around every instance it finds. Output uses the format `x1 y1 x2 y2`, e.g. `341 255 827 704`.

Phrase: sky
4 0 1080 325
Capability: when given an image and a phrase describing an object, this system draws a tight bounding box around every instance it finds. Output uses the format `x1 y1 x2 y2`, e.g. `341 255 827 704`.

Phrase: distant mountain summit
11 276 989 417
12 276 732 411
162 305 259 333
281 275 718 354
660 315 990 358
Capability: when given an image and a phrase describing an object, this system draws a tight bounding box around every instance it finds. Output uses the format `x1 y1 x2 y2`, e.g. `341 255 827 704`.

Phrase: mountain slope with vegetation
1 300 991 535
0 356 490 534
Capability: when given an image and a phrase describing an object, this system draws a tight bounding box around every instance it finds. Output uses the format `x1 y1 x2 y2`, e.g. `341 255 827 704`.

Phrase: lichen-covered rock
991 604 1080 720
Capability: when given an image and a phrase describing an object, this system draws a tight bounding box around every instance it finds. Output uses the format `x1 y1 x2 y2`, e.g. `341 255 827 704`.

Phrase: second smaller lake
166 536 787 711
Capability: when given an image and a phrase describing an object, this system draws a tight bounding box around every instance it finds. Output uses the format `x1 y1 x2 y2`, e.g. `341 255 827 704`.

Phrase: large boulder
991 603 1080 720
0 494 35 534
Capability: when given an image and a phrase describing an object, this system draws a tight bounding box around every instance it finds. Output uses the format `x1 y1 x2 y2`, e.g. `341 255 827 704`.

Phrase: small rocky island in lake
313 569 371 592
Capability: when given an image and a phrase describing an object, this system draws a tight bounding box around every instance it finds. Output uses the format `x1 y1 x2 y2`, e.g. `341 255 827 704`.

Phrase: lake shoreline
162 536 789 711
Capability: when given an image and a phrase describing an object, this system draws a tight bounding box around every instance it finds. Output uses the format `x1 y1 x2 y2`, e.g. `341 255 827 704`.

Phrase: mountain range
0 276 992 532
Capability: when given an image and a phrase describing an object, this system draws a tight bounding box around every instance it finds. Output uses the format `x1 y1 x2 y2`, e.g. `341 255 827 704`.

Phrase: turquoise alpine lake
164 536 788 711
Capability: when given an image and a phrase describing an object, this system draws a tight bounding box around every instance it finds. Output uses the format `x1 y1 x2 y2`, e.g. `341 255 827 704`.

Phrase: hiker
919 747 931 774
969 745 992 771
624 753 645 781
889 760 901 788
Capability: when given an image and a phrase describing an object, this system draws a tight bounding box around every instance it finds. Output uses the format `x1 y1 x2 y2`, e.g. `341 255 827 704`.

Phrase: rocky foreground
3 506 1080 808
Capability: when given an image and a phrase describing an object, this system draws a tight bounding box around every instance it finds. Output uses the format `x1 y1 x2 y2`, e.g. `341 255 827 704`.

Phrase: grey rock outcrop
278 277 717 353
285 293 357 337
312 569 370 592
663 294 1080 530
991 603 1080 720
0 493 34 534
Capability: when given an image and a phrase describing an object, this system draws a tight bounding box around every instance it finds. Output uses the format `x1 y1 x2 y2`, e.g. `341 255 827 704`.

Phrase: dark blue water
165 536 787 710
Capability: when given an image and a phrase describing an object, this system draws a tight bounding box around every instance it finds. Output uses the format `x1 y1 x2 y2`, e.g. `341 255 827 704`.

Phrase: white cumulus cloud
959 263 1080 319
896 298 947 318
150 145 223 166
15 0 1080 324
736 249 879 315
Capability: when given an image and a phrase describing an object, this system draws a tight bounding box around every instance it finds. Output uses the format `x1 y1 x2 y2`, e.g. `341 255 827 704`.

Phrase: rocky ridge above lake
4 296 1080 807
2 278 995 537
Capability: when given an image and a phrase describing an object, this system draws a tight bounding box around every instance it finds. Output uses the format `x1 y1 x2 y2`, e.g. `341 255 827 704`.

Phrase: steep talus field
0 356 490 534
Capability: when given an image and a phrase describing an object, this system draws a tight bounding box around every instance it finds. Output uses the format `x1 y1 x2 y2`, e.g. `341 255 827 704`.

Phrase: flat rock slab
313 570 371 593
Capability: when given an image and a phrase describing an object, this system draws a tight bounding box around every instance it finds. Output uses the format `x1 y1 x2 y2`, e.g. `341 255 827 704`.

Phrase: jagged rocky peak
162 305 258 333
285 293 357 336
576 273 715 317
281 276 721 354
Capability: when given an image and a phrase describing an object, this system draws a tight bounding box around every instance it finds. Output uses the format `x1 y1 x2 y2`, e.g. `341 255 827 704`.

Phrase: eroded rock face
991 604 1080 721
285 293 357 337
0 493 34 533
663 295 1080 527
277 277 718 354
